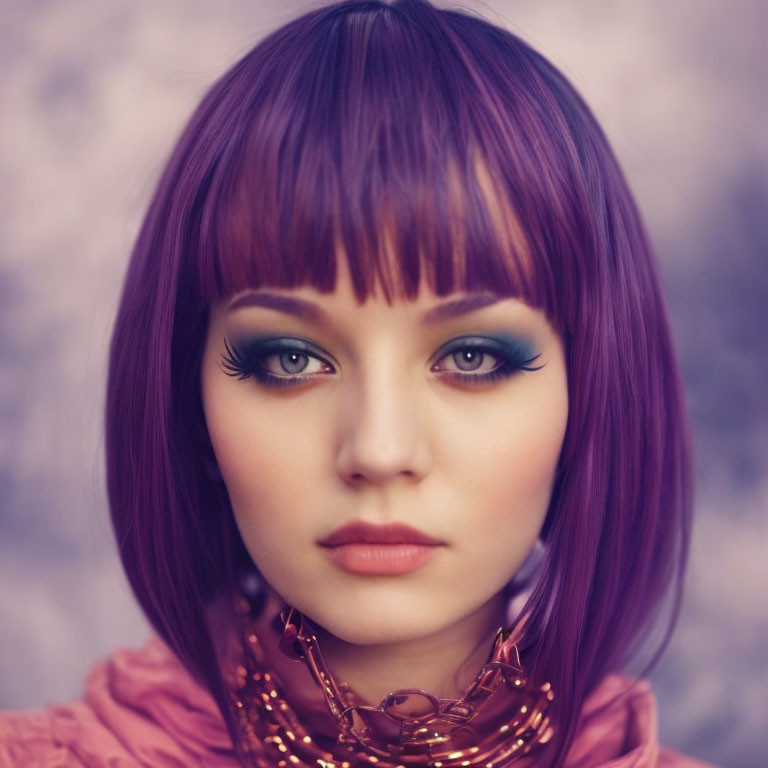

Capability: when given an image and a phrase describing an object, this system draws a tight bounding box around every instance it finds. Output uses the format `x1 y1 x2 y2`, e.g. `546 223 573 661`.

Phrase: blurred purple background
1 2 765 766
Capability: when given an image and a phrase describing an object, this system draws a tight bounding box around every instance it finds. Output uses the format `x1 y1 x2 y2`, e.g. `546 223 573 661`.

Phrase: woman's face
201 257 568 645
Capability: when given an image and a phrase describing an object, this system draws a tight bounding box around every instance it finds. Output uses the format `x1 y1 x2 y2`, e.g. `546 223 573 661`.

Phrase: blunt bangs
193 0 595 335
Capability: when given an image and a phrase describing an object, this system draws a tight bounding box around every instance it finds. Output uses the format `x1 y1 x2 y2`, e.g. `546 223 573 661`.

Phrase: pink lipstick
318 521 444 575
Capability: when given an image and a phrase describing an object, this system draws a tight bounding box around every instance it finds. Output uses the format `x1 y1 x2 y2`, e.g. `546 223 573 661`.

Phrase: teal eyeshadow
229 331 538 360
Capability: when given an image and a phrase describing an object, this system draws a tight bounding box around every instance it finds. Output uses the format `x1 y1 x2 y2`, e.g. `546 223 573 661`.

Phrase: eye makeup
219 333 543 389
430 334 543 385
220 335 333 388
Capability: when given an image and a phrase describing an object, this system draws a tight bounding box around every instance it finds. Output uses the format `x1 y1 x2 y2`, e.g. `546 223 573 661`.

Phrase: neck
310 592 509 706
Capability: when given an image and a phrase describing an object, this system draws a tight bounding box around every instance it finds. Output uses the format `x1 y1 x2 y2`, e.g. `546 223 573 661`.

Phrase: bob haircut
106 0 693 764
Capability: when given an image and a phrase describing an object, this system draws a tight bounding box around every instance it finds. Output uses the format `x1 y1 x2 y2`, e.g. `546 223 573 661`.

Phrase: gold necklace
231 597 555 767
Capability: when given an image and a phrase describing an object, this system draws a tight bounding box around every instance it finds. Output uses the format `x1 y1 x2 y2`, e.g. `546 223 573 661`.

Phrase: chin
295 592 469 647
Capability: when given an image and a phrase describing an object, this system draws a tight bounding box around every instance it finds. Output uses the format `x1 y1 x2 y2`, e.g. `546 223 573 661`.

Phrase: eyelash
220 336 543 389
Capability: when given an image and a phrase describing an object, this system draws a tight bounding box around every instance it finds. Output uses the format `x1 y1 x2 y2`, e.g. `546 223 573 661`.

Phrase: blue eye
220 336 333 388
431 336 543 385
220 335 543 389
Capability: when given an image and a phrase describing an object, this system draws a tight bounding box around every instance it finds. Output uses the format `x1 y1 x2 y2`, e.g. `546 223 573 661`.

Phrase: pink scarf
0 636 715 767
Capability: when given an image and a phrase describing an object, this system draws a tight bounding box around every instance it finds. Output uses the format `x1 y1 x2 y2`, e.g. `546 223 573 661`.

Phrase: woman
0 1 715 766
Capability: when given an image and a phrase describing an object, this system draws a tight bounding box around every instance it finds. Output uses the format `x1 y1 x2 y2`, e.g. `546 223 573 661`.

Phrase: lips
318 521 444 547
318 521 445 575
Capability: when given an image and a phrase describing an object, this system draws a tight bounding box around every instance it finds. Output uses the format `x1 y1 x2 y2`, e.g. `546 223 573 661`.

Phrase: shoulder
0 637 238 768
564 674 719 768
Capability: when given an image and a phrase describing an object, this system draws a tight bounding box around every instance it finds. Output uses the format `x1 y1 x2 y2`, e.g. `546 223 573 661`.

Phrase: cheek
206 412 304 591
209 413 302 504
488 401 566 518
451 370 568 563
201 373 329 565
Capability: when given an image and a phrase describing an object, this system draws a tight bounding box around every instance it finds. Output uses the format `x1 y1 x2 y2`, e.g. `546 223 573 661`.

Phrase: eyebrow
226 291 503 325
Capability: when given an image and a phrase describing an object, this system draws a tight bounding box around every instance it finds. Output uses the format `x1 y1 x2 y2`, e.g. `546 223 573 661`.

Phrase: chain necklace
229 596 555 767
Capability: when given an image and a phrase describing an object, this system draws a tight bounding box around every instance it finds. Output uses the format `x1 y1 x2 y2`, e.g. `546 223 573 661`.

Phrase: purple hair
106 0 693 764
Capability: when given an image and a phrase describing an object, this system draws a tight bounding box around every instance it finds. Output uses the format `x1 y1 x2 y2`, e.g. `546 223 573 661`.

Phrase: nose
335 357 432 486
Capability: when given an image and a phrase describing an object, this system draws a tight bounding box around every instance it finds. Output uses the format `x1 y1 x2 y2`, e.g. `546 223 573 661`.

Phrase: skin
200 255 568 705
